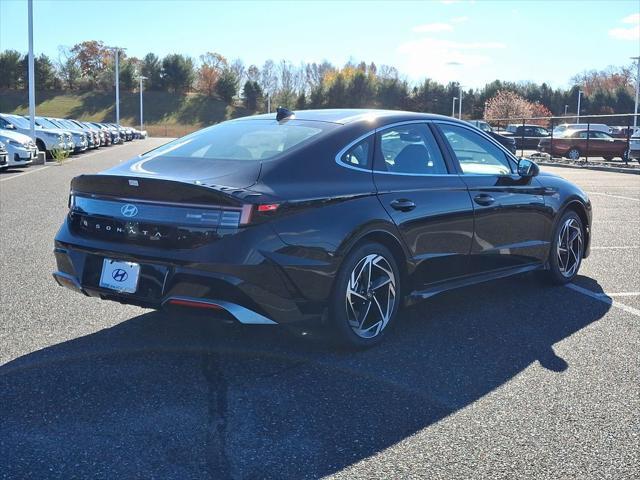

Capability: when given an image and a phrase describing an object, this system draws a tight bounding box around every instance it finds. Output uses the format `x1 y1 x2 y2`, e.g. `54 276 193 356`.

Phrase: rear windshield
142 119 331 161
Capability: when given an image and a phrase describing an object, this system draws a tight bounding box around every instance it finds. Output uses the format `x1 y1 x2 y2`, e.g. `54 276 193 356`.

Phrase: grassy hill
0 89 252 137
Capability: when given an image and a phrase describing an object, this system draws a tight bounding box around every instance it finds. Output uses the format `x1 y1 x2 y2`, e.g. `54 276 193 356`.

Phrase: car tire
329 242 401 349
567 148 581 161
603 157 613 162
544 210 584 285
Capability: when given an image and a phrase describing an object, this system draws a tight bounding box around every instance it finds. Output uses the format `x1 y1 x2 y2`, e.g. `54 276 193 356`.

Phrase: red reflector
257 204 279 212
168 299 223 310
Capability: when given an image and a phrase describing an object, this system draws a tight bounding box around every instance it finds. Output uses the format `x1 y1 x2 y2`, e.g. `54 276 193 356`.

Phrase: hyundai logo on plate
121 204 138 218
112 269 128 282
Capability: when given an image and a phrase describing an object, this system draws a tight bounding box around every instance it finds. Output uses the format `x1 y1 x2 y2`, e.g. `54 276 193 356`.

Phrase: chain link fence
482 113 639 164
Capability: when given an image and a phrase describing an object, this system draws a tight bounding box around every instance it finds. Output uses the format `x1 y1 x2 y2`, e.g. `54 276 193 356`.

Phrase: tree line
0 40 637 120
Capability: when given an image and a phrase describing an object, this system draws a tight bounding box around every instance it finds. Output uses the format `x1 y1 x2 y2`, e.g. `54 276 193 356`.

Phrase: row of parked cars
468 120 640 162
0 113 147 170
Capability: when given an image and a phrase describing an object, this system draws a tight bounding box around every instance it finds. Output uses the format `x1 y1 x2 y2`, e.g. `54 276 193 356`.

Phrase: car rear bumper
52 219 331 326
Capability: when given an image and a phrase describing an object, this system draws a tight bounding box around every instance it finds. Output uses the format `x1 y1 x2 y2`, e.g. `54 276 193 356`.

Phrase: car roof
234 108 453 125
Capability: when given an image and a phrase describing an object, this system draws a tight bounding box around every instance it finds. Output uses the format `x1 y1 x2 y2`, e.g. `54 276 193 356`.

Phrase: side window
438 123 513 175
376 124 448 175
339 135 372 168
578 131 588 139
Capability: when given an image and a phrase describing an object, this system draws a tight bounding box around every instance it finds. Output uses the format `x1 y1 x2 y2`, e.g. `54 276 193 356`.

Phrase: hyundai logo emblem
112 268 128 282
121 204 138 217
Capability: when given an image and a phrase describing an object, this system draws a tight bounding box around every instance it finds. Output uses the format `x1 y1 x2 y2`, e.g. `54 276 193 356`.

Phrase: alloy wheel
345 254 396 338
556 218 583 278
568 148 580 161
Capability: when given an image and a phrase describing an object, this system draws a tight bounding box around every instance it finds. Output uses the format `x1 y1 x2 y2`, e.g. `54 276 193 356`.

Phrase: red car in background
539 129 629 161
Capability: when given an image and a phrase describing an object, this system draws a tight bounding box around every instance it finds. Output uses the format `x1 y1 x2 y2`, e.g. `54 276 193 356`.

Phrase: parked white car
0 129 37 168
553 123 610 137
0 113 70 156
0 141 8 170
34 116 85 153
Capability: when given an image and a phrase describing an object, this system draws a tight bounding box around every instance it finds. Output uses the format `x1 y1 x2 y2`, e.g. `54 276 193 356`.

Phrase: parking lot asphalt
1 140 639 479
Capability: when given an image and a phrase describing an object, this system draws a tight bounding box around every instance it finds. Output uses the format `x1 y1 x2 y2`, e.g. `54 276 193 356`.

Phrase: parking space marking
585 192 640 202
566 283 640 317
606 292 640 297
591 246 640 250
0 165 51 182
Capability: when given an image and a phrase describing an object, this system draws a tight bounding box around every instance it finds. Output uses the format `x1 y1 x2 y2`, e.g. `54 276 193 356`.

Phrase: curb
537 161 640 175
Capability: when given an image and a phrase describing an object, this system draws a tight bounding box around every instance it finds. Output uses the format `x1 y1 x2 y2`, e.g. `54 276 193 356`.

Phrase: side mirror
517 158 539 177
6 123 16 130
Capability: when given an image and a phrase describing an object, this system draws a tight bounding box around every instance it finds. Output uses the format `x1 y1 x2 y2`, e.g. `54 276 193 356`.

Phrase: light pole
138 75 147 131
452 97 457 117
632 56 639 129
576 90 583 123
27 0 36 142
564 105 569 115
106 46 126 124
458 85 463 119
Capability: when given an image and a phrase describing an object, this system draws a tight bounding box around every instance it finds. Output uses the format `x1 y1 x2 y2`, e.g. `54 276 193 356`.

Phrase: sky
1 0 639 89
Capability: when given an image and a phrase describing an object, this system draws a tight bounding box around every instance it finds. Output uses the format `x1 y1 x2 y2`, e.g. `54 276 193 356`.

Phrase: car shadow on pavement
0 274 610 479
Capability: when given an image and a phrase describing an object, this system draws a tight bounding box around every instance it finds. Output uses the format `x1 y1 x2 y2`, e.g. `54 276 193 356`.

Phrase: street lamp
458 85 464 119
632 56 639 129
138 75 147 131
27 0 35 142
564 105 569 115
576 90 583 123
452 97 457 117
106 46 127 124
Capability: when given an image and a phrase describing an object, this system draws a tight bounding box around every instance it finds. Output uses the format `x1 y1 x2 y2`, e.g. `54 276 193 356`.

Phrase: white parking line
565 283 640 317
585 192 640 202
0 165 51 182
607 292 640 297
591 246 640 250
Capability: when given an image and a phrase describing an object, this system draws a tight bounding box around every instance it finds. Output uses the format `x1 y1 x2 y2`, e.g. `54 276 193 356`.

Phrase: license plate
99 259 140 293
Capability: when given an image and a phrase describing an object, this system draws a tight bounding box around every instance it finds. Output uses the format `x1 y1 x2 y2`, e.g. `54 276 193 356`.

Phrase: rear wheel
545 210 584 285
329 242 400 348
603 156 613 162
567 148 581 161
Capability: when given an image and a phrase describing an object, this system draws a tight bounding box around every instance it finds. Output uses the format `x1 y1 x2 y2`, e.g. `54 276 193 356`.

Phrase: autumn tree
71 40 109 87
484 90 534 122
197 52 227 96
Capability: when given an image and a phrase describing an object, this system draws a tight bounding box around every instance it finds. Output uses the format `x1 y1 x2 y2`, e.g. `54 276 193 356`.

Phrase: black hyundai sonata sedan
53 108 591 347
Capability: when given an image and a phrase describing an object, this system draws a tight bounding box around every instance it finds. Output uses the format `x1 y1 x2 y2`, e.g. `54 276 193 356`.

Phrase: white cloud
609 12 640 40
412 23 454 33
397 38 506 82
451 16 469 23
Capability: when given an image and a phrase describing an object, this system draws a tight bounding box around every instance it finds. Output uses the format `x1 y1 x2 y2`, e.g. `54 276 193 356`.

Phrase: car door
372 122 475 286
434 121 550 274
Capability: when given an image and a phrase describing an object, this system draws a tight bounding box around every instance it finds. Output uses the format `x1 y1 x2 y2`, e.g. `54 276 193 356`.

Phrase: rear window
142 119 331 161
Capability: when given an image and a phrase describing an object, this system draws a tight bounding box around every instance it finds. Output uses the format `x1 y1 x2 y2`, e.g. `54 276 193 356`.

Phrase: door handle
474 194 495 206
390 199 416 212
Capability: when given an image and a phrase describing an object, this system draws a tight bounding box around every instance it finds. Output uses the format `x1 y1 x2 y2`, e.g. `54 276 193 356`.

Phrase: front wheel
545 211 584 285
329 242 401 348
